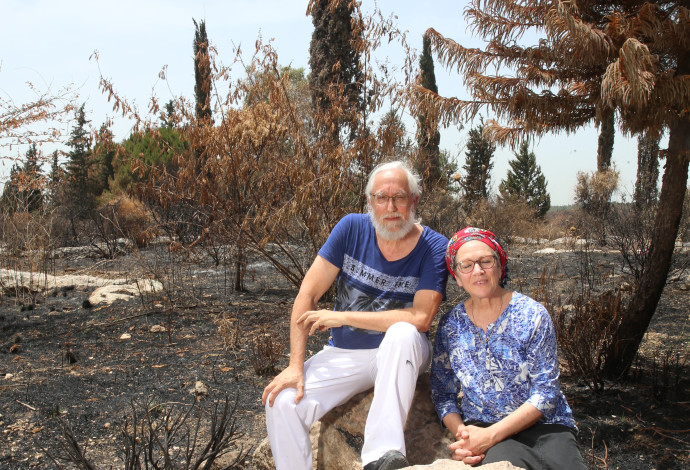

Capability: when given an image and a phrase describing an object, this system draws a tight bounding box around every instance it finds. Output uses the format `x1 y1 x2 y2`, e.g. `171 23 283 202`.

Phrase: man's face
367 169 418 241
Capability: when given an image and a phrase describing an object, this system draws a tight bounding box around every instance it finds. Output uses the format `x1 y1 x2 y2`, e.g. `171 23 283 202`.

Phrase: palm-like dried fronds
415 0 690 144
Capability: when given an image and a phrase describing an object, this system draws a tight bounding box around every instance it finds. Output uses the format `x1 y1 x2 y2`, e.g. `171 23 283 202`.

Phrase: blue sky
1 0 649 206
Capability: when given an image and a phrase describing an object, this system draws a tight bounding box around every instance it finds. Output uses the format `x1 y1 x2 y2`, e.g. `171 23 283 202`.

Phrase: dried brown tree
414 0 690 378
130 2 417 291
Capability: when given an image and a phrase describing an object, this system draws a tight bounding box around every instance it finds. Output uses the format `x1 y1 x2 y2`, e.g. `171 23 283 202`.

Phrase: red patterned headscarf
446 227 508 283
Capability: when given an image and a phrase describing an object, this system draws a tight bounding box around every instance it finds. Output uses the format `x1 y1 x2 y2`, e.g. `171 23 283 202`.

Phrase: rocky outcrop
315 373 451 469
408 461 521 469
252 373 525 469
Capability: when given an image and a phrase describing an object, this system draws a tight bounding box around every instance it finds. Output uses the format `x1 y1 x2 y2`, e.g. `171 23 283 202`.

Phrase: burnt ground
0 242 688 469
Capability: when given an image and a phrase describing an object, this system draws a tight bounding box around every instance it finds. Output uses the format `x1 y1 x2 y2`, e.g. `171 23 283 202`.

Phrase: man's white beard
368 206 416 241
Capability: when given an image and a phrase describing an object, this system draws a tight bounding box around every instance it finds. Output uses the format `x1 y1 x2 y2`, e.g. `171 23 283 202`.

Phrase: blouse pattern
430 292 577 430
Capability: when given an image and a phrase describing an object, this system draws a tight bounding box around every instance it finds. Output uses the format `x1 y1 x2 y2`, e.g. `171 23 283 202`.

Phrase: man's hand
297 309 345 335
261 364 305 407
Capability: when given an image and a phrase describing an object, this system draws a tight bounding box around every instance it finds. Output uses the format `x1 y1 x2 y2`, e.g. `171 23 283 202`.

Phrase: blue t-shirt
318 213 448 349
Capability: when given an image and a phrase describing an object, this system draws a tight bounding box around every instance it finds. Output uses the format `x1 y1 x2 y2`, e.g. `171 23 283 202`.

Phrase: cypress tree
21 143 44 212
460 118 495 214
193 19 213 124
65 104 93 208
499 141 551 218
308 0 363 137
416 33 441 185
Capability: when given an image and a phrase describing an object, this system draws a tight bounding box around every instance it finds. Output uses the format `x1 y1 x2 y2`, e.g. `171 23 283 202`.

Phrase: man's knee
383 321 419 343
266 388 323 430
378 322 428 370
265 388 298 417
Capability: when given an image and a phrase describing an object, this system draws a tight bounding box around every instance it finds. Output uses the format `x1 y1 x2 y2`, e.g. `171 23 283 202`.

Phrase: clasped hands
449 424 494 466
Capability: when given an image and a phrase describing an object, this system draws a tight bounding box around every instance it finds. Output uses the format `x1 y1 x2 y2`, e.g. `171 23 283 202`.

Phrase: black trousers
467 422 586 470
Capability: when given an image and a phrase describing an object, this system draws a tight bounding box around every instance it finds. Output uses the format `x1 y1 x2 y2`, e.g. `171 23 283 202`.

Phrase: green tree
377 109 411 159
1 164 21 211
499 141 550 218
416 33 441 185
460 118 495 215
308 0 363 138
21 143 44 212
1 145 45 213
49 150 61 186
65 104 94 209
634 129 660 210
114 127 188 194
161 100 178 129
417 0 690 379
92 124 117 195
193 18 213 124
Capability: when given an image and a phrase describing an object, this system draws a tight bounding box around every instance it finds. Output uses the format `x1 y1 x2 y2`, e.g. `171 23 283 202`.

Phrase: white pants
265 322 431 470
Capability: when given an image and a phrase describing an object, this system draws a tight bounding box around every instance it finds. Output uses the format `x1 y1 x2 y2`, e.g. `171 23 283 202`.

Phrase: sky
1 0 653 206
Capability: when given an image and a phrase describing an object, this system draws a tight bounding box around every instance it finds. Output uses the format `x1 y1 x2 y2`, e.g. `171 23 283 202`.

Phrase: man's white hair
365 160 421 197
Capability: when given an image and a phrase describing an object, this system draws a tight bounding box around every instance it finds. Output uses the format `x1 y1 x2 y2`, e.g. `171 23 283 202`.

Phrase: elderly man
262 161 448 470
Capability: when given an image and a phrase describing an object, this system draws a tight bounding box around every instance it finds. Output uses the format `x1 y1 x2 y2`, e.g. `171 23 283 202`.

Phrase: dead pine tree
414 0 690 379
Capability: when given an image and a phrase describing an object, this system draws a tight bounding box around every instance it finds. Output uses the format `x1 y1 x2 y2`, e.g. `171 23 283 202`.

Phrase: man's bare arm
261 256 339 406
297 288 443 335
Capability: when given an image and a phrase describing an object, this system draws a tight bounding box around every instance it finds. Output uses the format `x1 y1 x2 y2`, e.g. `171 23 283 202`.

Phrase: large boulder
316 373 451 469
252 373 524 469
408 461 522 469
253 422 321 470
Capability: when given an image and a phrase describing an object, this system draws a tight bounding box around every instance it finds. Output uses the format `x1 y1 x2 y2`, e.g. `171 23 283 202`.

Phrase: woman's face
454 240 502 299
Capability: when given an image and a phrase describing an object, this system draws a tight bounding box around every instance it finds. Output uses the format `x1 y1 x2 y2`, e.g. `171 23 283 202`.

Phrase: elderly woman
430 227 585 469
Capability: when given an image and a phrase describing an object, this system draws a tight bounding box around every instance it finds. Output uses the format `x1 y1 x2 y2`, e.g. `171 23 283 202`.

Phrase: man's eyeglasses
456 256 497 274
370 193 411 207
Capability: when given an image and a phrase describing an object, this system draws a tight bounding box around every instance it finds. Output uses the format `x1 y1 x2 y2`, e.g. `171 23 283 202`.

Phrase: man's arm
297 288 443 335
261 255 340 407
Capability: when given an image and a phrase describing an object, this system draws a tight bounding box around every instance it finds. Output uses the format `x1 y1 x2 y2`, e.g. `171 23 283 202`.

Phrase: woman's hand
297 309 345 335
457 425 497 460
448 425 485 466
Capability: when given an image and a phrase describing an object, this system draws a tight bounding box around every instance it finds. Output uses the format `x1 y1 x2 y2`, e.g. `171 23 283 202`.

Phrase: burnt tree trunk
603 118 690 379
597 109 615 172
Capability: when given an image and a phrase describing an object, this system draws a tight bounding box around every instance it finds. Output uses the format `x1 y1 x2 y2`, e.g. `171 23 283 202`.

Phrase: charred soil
1 243 688 469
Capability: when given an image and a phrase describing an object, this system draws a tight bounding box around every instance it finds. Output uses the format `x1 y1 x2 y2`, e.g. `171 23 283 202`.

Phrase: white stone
534 247 560 254
192 381 209 396
0 268 162 307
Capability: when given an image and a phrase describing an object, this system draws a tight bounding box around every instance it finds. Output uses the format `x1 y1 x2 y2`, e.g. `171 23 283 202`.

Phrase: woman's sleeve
430 313 461 422
525 304 562 420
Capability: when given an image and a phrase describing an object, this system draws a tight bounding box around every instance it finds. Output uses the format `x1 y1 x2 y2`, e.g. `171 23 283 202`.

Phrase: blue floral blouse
430 292 577 430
